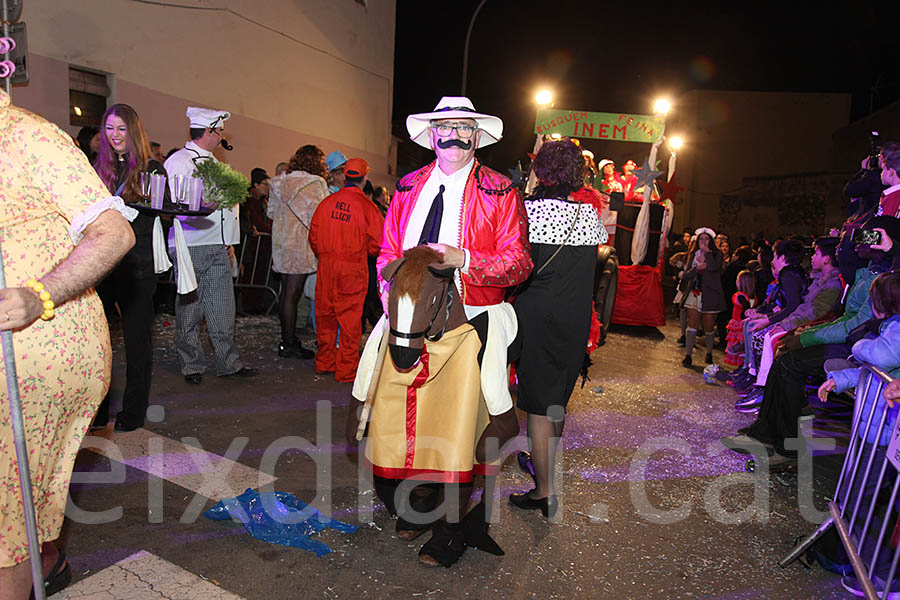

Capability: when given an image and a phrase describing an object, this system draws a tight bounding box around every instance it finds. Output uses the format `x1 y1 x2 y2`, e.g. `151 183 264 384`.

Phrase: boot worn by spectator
278 338 314 359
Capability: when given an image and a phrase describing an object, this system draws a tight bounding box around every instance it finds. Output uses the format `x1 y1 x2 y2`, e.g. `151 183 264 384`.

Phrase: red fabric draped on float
611 264 666 327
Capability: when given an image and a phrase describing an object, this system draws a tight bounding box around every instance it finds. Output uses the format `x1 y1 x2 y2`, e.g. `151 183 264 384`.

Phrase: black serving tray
131 201 215 217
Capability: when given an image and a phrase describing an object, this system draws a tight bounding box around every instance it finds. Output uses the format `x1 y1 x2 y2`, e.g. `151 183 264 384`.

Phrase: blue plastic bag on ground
204 488 358 556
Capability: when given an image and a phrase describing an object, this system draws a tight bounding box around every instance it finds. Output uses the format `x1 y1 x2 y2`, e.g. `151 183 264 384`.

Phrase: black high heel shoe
509 489 558 518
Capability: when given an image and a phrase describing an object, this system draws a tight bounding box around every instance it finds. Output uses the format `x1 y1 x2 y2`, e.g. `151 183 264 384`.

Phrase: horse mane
393 246 446 299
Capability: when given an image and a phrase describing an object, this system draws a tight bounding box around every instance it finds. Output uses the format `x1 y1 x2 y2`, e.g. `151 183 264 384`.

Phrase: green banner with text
534 109 665 143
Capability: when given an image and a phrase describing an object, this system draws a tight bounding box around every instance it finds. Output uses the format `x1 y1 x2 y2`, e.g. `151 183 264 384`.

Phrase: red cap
345 158 370 178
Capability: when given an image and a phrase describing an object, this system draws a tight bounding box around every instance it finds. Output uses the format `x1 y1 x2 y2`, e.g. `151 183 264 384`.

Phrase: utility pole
460 0 487 96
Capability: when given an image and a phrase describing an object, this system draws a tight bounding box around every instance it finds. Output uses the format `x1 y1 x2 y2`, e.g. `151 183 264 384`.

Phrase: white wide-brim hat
406 96 503 149
597 159 614 171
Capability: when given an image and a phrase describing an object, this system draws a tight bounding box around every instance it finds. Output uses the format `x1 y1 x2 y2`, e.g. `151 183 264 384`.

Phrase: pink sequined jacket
378 160 532 306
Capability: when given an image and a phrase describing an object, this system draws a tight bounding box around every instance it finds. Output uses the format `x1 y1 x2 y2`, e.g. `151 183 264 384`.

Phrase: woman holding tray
92 103 167 432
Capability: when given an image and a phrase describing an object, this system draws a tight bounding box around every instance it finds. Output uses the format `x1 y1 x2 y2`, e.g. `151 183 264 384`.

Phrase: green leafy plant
193 159 249 210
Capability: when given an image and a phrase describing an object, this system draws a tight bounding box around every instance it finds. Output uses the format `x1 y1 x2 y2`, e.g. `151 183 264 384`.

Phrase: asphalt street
52 313 853 599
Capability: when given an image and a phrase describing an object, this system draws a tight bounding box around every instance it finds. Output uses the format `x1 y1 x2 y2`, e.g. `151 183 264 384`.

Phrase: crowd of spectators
666 142 900 595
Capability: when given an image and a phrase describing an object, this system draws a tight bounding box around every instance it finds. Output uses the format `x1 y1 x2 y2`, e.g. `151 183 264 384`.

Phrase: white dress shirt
402 158 474 260
401 158 487 317
164 140 240 247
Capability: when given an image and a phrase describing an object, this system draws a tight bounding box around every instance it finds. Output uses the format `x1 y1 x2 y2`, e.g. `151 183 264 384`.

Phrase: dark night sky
393 1 900 171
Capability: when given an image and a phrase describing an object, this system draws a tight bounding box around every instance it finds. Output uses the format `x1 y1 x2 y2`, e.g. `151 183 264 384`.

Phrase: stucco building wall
8 0 396 183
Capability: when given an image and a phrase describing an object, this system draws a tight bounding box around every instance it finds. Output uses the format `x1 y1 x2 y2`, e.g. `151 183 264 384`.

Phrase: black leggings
279 273 308 343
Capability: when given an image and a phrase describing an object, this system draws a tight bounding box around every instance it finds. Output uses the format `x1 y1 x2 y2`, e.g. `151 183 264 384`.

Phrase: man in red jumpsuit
309 158 384 382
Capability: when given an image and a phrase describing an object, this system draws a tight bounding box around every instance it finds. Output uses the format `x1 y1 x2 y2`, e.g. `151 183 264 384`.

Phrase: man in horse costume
348 96 532 567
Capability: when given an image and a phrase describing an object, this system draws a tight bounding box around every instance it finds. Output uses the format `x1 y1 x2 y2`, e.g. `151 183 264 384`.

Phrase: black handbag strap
535 201 582 276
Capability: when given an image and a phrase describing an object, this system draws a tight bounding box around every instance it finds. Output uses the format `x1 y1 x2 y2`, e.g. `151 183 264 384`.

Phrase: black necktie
418 184 444 245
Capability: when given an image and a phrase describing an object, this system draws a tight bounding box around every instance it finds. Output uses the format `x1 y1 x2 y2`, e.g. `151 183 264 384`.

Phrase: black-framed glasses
431 122 478 139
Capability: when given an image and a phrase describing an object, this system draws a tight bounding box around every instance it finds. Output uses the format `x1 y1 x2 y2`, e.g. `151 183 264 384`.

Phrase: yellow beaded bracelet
25 278 55 321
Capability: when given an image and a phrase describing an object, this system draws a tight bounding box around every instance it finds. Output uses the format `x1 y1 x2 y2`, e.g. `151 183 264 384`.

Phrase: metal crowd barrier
234 231 279 315
158 231 279 315
780 364 900 599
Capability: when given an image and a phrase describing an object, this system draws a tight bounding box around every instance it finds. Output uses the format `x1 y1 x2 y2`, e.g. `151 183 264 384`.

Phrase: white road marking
52 550 246 599
84 428 277 501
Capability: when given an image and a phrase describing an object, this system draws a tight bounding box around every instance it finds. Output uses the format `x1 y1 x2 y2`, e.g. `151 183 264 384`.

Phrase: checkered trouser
169 244 242 376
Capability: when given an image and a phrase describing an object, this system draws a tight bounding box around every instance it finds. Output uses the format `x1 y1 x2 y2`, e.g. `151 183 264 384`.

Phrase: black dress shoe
184 373 202 385
681 355 692 368
114 420 142 433
509 489 558 518
705 352 714 364
676 335 686 347
226 367 259 378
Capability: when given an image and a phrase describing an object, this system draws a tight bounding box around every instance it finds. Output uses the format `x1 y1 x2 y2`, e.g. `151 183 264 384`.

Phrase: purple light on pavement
123 452 225 478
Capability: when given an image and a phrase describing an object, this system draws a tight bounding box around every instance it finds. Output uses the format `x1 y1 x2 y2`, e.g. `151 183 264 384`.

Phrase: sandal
30 551 71 599
396 485 438 540
418 520 466 568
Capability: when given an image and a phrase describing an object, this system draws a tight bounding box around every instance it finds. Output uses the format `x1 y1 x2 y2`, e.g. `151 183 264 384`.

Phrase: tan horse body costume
350 246 519 567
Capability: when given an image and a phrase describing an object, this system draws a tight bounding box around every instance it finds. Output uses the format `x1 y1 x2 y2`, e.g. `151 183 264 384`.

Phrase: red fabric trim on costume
371 463 497 484
404 346 430 470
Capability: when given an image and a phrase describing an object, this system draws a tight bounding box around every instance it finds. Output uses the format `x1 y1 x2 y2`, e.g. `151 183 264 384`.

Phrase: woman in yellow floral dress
0 89 135 599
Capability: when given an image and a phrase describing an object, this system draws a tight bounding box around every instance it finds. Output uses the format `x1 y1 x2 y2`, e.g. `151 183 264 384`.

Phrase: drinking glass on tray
149 173 167 210
140 171 151 200
172 174 188 211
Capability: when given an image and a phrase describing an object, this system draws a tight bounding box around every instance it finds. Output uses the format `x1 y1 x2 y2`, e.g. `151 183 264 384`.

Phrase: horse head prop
381 246 468 371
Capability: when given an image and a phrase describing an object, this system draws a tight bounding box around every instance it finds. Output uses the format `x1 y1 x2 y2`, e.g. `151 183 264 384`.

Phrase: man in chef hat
164 106 258 385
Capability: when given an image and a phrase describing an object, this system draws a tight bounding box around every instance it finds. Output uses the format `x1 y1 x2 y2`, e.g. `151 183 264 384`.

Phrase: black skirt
515 243 598 415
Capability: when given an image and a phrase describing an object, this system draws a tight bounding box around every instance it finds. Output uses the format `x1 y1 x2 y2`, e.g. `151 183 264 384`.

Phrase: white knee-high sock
685 328 697 357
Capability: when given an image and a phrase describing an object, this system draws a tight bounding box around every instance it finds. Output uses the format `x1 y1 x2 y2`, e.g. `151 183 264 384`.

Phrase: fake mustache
436 138 472 150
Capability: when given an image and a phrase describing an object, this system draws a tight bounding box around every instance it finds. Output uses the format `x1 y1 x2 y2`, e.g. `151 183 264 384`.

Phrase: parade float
531 104 681 340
